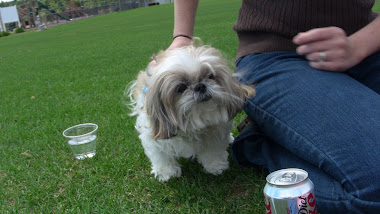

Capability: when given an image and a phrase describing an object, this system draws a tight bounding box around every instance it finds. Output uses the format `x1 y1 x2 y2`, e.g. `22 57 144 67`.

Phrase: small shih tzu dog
127 43 255 182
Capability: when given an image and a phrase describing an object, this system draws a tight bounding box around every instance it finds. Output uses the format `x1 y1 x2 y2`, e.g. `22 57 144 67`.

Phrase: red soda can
263 168 317 214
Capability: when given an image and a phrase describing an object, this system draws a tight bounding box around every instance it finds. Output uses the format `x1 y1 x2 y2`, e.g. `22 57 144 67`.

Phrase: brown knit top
233 0 378 59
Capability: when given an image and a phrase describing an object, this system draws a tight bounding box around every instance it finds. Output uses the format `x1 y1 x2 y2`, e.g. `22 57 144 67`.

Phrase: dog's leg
140 134 181 182
148 151 182 182
196 124 233 175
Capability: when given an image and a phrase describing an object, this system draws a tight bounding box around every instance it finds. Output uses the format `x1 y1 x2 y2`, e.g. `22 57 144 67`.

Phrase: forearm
349 16 380 62
166 0 199 49
173 0 199 37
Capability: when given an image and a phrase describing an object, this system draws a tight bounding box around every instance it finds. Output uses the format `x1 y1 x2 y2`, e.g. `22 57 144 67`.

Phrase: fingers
304 51 348 72
293 27 352 72
294 27 347 56
305 51 325 62
304 48 345 62
309 60 346 72
295 31 347 55
296 39 336 55
293 27 346 45
149 60 157 67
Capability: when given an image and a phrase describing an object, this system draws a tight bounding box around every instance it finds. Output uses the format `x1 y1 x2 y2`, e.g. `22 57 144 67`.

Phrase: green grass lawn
374 0 380 12
0 0 266 213
1 1 380 213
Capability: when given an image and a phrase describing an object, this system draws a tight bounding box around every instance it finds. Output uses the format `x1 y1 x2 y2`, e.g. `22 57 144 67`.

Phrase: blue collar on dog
142 82 150 94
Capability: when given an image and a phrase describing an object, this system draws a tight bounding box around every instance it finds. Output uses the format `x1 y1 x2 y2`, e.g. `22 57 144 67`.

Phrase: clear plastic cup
62 123 98 160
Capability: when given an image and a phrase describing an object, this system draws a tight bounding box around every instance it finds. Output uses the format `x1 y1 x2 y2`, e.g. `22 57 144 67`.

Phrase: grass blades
2 1 379 213
0 0 266 213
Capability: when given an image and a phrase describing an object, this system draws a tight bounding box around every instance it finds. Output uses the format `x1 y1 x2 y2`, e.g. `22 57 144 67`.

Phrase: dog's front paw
198 150 229 175
203 160 229 175
151 165 182 182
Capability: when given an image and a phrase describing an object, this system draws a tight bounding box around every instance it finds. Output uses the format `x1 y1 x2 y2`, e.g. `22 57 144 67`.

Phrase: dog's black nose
194 83 211 102
194 83 207 93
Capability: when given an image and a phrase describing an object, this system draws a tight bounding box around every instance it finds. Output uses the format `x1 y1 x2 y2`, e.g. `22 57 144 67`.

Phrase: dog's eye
176 84 187 93
208 74 215 80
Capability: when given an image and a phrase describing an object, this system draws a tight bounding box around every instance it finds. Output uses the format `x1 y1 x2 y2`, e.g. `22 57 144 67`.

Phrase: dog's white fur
127 44 254 182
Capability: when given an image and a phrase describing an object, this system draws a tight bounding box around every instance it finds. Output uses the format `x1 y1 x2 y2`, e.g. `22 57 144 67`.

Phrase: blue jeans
232 51 380 213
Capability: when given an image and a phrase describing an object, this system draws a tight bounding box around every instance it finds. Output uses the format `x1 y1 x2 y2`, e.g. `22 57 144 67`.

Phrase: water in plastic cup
62 123 98 160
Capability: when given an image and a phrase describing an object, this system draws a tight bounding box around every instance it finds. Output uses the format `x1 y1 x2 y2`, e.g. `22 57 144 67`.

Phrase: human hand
150 36 193 67
293 27 362 72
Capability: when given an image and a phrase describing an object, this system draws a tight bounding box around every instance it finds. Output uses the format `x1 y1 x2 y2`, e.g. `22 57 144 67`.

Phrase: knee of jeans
343 170 380 212
320 180 380 213
349 191 380 213
353 180 380 203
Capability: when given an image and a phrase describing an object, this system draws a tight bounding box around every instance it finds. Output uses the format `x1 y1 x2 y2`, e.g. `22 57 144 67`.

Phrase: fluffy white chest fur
127 44 254 182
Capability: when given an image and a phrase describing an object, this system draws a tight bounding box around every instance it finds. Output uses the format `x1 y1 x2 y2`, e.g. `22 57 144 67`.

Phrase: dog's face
144 45 255 139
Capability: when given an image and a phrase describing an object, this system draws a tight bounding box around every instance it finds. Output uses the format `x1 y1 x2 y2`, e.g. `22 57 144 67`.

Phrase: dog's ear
235 82 256 100
231 72 256 100
214 63 256 119
145 75 178 140
228 79 256 118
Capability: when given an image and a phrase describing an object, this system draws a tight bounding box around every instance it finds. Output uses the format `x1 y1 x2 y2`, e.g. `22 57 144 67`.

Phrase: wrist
169 36 193 50
349 17 380 62
173 34 192 41
348 35 369 64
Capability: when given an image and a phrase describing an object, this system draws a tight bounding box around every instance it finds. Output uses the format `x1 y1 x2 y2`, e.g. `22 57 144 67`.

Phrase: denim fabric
232 51 380 213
